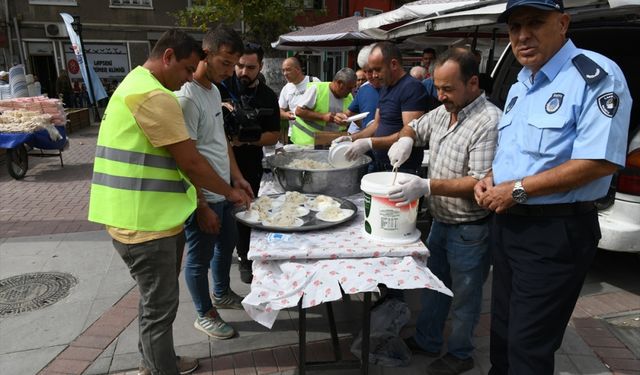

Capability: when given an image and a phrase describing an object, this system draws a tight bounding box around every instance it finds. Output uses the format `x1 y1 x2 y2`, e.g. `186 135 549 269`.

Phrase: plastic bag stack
9 64 28 98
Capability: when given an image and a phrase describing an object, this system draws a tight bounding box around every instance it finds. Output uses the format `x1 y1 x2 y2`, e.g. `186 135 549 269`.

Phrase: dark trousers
234 151 263 262
488 210 599 375
113 232 185 375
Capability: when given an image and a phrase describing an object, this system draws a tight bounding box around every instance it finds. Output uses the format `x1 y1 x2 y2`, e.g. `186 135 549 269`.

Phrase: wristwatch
512 180 528 204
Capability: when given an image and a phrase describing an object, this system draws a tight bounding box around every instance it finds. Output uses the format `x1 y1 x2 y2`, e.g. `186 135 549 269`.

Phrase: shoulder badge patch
545 93 564 114
505 96 518 114
572 54 608 85
597 92 619 118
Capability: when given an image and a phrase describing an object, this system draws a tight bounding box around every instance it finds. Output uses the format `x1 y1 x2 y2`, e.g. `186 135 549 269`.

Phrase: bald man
278 57 320 141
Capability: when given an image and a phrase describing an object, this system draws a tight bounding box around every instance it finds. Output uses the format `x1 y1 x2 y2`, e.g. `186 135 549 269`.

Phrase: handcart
0 125 68 179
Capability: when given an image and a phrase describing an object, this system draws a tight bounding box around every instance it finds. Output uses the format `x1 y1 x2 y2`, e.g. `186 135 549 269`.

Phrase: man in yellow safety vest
291 68 356 145
88 29 251 375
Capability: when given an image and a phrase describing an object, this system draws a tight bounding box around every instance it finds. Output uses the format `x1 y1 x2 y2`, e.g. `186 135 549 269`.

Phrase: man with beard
217 42 280 283
176 25 253 340
387 48 500 375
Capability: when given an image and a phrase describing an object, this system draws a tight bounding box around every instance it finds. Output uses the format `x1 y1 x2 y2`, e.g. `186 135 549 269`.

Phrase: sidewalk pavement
1 125 639 375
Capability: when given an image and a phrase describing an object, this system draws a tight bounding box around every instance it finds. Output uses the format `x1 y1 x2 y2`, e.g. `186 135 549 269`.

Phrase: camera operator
216 42 280 283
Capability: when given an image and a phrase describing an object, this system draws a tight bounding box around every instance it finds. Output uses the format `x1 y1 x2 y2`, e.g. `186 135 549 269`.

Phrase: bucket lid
360 171 414 196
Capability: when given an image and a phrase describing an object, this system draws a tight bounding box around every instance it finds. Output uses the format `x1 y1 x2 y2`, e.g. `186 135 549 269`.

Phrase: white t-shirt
278 75 321 112
176 80 230 203
279 76 321 136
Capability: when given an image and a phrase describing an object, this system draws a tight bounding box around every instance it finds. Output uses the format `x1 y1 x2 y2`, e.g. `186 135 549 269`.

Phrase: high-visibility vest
88 66 196 231
291 82 353 145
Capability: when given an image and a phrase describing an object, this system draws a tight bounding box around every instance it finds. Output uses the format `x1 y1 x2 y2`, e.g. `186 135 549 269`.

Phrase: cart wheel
7 144 28 179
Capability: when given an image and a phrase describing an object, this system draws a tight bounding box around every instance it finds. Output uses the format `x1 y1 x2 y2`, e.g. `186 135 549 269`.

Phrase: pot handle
272 167 287 190
301 170 311 186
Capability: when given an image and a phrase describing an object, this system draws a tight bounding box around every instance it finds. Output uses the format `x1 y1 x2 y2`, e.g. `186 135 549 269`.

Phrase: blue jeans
184 200 237 316
415 219 490 359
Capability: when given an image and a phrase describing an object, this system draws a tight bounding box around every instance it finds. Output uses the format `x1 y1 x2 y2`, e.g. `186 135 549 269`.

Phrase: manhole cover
0 272 78 316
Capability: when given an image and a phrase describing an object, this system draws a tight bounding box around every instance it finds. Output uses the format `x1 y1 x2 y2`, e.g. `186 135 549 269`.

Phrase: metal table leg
361 292 371 375
299 298 306 375
326 301 342 361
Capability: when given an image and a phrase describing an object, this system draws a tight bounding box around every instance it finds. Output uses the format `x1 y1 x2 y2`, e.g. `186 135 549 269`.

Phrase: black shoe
426 353 474 375
239 260 253 284
403 336 440 357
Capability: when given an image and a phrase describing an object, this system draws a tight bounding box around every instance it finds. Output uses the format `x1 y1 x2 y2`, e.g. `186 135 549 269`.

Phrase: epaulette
572 54 608 85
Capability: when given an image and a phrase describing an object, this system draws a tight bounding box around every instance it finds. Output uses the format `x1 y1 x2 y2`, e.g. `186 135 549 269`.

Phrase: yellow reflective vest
291 82 353 145
88 66 196 231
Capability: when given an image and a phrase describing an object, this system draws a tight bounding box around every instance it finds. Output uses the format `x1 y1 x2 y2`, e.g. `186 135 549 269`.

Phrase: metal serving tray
233 193 358 233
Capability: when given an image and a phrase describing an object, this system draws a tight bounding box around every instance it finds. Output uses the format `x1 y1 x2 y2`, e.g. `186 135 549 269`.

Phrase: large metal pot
266 150 371 197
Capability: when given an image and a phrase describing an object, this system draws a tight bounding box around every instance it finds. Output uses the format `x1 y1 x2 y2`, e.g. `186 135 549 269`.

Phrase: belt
504 201 595 217
463 215 490 225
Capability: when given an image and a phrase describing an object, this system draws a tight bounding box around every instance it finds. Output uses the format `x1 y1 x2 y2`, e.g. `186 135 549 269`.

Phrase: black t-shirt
216 75 280 164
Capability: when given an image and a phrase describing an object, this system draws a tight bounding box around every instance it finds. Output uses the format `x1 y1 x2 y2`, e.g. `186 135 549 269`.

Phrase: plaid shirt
410 94 501 223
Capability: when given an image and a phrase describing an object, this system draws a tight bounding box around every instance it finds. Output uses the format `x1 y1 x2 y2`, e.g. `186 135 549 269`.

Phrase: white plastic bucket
360 172 421 244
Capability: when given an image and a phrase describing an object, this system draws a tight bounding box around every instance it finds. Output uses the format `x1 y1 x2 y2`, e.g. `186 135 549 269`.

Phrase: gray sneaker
193 310 235 339
212 288 244 310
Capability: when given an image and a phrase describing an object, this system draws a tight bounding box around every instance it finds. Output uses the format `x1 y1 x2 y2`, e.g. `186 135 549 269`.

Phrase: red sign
67 59 80 75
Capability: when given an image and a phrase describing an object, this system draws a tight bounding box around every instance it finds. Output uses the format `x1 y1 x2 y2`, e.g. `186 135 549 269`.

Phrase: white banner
60 13 108 104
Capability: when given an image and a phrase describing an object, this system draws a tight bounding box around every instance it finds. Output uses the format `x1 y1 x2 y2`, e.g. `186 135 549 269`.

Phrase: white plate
316 208 354 222
235 210 260 224
261 217 304 228
305 197 340 211
270 205 310 217
345 112 369 122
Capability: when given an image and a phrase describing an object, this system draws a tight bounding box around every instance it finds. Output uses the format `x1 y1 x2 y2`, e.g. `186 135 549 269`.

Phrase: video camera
222 101 273 143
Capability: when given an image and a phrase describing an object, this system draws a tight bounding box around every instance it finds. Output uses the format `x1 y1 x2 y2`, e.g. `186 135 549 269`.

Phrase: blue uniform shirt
492 39 632 204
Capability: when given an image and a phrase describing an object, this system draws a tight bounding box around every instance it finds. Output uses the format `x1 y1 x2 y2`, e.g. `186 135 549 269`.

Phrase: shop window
110 0 152 8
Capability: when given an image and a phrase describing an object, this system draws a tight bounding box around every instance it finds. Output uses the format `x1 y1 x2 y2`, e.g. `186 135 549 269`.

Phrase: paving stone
57 346 103 361
604 358 640 372
212 354 234 375
252 349 278 375
232 351 256 375
0 345 66 375
568 354 613 374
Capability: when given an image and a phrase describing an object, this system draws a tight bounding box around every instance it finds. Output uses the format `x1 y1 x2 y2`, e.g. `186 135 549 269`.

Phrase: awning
375 0 639 40
358 0 484 39
271 16 380 51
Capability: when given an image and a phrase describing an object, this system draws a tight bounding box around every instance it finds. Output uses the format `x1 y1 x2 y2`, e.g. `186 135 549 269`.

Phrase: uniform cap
498 0 564 23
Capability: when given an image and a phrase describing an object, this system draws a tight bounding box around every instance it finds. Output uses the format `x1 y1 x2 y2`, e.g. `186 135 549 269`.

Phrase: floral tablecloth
242 255 452 328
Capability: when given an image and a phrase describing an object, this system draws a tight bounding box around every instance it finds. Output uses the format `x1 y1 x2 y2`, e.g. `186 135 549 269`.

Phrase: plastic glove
388 176 431 207
331 135 352 146
344 138 373 161
388 137 414 168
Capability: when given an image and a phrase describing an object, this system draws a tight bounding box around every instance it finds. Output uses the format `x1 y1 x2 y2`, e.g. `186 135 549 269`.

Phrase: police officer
474 1 632 374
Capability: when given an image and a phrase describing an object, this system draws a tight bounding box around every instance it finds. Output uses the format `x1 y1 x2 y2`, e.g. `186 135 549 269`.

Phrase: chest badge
545 93 564 114
505 96 518 114
597 92 619 118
